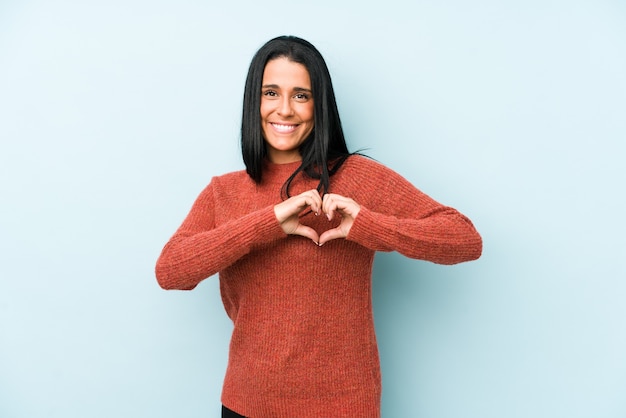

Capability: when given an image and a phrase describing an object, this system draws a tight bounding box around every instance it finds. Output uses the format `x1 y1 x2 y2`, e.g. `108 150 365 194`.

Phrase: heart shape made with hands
301 211 345 246
274 191 361 246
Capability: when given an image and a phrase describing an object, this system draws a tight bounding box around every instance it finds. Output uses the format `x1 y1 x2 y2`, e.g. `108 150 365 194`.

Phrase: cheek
259 101 271 119
302 103 314 123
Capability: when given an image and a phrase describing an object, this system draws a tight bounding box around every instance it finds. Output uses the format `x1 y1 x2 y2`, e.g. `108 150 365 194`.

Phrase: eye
293 93 310 101
262 90 278 98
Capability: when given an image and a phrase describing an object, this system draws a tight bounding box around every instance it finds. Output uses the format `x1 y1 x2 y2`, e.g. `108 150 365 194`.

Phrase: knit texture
155 156 482 417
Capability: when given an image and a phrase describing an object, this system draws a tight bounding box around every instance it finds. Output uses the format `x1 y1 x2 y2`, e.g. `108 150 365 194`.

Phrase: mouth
270 122 299 133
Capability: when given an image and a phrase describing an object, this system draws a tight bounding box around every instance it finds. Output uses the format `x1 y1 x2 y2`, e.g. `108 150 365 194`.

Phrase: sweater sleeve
155 179 286 290
345 160 482 265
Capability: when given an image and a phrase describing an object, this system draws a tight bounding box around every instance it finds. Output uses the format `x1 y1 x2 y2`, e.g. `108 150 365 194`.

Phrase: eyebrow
262 84 312 93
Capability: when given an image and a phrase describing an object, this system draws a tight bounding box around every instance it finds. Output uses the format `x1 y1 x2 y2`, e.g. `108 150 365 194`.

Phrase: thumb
293 225 321 245
318 227 345 246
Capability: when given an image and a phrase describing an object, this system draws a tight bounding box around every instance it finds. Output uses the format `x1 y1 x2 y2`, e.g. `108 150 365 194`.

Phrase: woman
155 35 482 418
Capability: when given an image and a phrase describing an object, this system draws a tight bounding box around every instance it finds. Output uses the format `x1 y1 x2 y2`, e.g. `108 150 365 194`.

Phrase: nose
277 96 294 116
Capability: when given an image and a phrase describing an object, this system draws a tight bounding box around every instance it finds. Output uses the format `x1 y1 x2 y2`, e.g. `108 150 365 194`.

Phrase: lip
270 122 299 133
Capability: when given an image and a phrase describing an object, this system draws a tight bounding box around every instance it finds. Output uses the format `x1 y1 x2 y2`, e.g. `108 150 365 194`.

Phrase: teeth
272 123 297 133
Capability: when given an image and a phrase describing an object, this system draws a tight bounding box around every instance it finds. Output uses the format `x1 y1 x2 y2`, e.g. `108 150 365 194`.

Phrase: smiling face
260 57 314 164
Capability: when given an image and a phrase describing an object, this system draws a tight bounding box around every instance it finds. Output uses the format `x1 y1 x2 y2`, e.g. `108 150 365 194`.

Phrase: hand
318 193 361 246
274 189 323 244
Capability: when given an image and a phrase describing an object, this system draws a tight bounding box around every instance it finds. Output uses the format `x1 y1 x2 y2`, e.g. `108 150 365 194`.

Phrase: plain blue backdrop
1 1 625 417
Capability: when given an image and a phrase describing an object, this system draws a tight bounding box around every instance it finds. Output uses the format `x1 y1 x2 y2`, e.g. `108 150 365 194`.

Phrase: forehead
262 57 311 87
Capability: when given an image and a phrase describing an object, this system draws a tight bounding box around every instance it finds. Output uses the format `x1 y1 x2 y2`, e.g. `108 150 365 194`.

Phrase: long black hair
241 35 352 197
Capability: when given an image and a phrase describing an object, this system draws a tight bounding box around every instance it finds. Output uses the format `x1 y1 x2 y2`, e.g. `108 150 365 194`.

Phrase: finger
323 194 360 219
301 190 322 215
322 194 349 220
322 193 335 220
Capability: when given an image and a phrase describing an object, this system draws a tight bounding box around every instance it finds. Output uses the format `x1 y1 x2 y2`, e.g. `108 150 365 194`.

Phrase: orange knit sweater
155 156 482 417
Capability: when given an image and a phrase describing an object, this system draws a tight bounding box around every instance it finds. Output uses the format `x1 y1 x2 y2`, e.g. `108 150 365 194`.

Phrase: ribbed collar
262 159 304 184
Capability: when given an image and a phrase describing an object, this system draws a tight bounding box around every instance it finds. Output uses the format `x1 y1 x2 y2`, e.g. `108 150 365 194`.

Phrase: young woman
155 35 482 418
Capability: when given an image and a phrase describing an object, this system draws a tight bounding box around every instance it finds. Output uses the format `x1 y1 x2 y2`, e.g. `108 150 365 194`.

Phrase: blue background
1 1 625 417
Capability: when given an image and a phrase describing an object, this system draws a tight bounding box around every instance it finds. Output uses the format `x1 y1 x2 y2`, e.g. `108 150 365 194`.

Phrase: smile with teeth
271 123 298 133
